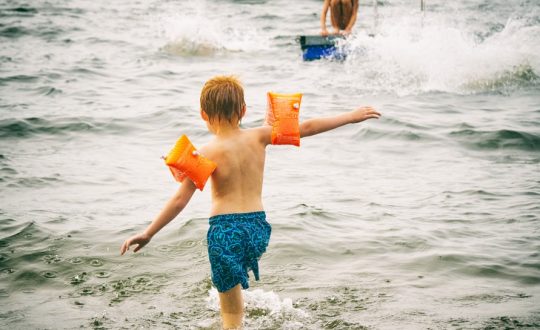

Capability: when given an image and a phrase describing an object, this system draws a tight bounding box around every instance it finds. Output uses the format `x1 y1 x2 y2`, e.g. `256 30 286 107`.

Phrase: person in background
321 0 359 36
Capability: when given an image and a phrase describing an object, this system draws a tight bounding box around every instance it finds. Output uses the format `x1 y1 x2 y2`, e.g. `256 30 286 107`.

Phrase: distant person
321 0 359 36
120 76 380 329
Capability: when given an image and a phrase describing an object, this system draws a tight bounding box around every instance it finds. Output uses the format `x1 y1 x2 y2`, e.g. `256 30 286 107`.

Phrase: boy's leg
219 284 244 329
330 0 353 30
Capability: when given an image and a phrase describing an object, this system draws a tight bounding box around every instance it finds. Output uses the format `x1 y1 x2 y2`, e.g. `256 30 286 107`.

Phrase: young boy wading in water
321 0 359 36
120 76 380 329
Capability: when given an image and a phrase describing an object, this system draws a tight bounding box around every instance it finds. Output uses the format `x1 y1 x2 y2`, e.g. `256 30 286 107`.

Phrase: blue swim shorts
207 211 271 293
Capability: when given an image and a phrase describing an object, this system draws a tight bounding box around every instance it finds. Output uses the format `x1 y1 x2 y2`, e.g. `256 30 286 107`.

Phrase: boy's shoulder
199 126 272 157
245 125 272 146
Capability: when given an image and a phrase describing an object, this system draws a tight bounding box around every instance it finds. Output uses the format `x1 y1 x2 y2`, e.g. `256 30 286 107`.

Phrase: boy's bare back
201 126 271 217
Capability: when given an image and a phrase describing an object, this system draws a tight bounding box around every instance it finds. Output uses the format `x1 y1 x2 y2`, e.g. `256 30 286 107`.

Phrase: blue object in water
299 35 346 61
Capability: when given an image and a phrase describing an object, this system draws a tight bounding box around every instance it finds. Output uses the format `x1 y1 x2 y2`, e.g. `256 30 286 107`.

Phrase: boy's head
200 75 245 125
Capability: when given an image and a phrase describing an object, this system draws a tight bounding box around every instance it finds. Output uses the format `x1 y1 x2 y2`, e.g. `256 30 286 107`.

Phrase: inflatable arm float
164 135 217 191
266 92 303 146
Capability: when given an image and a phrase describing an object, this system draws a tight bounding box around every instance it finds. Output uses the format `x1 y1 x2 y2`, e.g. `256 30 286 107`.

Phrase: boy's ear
240 104 247 118
200 109 209 122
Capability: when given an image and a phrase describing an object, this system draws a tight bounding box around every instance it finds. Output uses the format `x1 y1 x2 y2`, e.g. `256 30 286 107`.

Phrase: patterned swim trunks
207 211 271 293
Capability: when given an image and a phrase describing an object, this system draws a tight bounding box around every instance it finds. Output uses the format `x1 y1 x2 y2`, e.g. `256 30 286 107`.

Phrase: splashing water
207 288 309 329
156 2 271 56
340 6 540 95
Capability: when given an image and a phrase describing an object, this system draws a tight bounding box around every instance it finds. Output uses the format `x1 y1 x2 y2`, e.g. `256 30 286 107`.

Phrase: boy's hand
349 106 381 123
120 232 152 255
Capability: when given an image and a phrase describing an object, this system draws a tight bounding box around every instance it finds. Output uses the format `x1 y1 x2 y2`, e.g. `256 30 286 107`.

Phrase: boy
120 76 380 329
321 0 359 36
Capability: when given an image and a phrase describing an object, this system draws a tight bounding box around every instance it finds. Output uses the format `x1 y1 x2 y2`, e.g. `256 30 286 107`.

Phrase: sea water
0 0 539 329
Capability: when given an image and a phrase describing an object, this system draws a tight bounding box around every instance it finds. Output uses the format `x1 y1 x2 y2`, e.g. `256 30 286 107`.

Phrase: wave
161 38 221 57
463 263 540 285
483 316 540 330
5 175 63 189
156 2 271 56
0 26 28 38
450 128 540 151
353 127 438 142
160 28 269 57
0 221 46 247
0 4 85 18
0 7 38 18
462 64 539 93
0 117 130 139
0 75 38 85
0 55 12 64
0 24 66 40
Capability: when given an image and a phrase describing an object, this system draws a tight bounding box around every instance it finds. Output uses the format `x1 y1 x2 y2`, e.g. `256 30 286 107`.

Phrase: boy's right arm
300 106 380 138
120 179 197 255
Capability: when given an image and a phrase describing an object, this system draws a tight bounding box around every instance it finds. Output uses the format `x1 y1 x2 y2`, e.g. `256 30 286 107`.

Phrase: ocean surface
1 0 539 329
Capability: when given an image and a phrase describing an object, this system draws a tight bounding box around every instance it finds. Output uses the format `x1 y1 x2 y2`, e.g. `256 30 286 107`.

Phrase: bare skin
120 105 380 329
321 0 359 36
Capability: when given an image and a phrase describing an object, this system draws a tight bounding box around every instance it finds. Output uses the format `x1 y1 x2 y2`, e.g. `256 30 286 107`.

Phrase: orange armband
266 92 303 146
164 135 217 191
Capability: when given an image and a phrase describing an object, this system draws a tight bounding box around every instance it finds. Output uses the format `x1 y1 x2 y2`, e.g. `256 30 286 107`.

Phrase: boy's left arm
255 125 273 147
300 106 380 138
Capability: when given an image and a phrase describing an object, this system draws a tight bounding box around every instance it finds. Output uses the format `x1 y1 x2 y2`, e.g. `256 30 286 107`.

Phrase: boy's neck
210 121 241 136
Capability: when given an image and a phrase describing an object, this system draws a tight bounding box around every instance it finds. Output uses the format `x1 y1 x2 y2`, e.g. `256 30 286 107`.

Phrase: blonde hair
200 75 245 123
